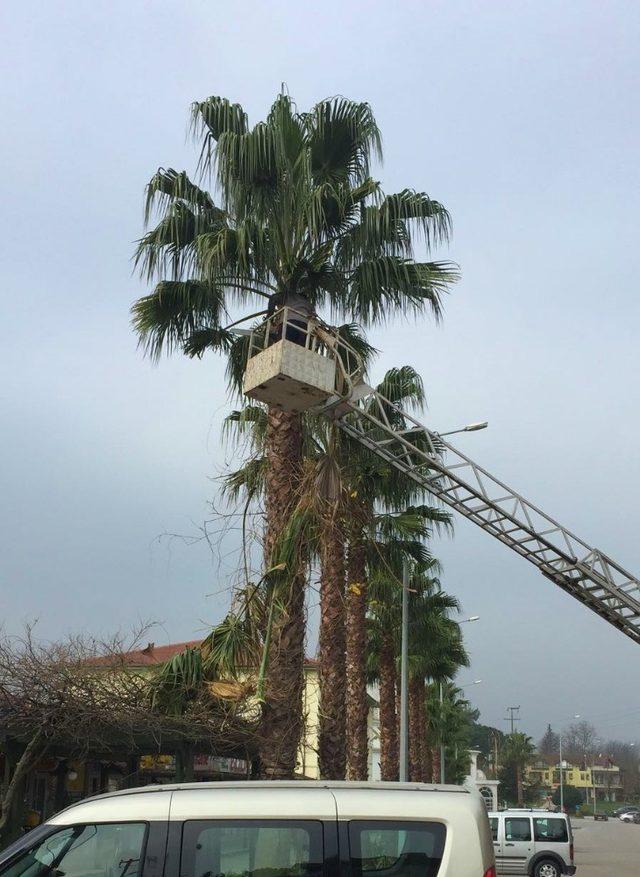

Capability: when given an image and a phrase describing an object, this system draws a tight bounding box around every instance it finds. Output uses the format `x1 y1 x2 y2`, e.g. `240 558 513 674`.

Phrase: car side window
504 818 531 842
0 824 147 877
348 820 446 877
533 819 568 843
180 820 324 877
489 819 499 842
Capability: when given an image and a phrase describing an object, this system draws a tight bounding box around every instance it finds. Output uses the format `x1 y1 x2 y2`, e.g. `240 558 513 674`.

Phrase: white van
0 782 495 877
488 809 575 876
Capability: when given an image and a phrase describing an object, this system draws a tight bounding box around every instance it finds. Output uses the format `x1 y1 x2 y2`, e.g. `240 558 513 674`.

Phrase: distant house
527 754 623 803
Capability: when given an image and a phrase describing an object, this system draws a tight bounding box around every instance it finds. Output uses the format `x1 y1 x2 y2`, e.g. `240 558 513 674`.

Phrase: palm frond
191 96 249 175
306 97 382 185
222 456 267 501
149 646 203 715
131 280 226 361
144 167 225 224
379 190 451 247
201 612 261 680
376 365 425 409
348 258 457 325
183 326 234 358
134 202 218 281
223 406 268 449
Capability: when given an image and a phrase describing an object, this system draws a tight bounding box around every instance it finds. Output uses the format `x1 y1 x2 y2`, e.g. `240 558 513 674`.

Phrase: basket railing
246 307 365 401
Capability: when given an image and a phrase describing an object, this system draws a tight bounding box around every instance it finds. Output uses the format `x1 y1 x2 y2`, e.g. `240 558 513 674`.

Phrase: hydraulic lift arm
243 309 640 645
328 381 640 645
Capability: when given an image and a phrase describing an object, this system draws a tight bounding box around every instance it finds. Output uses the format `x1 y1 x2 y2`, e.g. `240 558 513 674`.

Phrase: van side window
489 818 499 842
348 820 446 877
0 823 147 877
533 818 568 843
504 818 531 842
180 820 324 877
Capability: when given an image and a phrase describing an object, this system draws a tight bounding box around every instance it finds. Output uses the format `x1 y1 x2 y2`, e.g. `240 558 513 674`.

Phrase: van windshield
0 824 147 877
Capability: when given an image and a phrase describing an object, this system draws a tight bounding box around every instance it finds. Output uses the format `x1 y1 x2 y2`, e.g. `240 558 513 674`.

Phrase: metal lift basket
243 308 359 413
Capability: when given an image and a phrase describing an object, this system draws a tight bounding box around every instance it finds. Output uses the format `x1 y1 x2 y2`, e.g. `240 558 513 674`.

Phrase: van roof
489 808 569 815
88 780 470 803
49 781 482 830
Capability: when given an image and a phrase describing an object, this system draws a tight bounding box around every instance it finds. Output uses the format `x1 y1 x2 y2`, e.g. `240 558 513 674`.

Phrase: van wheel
533 860 561 877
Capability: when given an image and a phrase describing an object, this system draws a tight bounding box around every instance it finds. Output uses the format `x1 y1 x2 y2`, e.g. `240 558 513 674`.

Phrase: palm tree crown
132 91 456 373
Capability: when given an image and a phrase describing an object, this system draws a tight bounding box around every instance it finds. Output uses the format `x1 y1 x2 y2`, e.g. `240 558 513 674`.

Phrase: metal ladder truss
328 383 640 646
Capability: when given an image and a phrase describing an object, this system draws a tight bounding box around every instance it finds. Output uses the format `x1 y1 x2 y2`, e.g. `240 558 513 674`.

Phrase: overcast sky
1 1 639 744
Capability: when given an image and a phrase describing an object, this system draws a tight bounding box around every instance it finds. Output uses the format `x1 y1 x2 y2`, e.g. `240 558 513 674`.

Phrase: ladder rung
467 495 514 513
519 527 562 544
531 547 560 557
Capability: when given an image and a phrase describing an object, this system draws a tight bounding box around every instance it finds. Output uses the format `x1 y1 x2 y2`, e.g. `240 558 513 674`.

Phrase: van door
500 816 532 875
531 816 571 871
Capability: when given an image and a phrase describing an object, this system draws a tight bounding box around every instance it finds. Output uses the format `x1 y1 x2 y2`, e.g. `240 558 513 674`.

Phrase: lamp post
559 714 581 813
399 559 410 782
440 677 482 784
437 614 481 784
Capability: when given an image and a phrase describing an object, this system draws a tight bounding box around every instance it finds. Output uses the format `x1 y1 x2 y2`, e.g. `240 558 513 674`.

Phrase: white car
619 810 640 823
0 781 497 877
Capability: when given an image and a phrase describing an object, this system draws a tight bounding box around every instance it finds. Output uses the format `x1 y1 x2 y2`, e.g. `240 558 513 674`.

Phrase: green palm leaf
131 280 227 361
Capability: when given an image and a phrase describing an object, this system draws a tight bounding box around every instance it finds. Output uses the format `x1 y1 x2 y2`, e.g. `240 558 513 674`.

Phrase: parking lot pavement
572 816 640 876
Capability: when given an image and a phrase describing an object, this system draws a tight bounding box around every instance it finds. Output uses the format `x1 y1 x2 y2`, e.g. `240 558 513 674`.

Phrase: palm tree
500 732 537 806
222 329 374 780
406 572 468 782
132 92 455 776
223 362 445 780
426 681 478 783
345 366 452 779
368 545 460 782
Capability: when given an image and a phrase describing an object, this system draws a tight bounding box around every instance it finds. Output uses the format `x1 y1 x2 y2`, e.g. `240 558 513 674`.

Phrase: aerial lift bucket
243 308 364 413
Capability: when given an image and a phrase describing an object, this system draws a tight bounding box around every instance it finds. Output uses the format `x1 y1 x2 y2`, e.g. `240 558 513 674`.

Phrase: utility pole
399 560 409 782
504 706 521 735
559 735 564 813
440 682 445 783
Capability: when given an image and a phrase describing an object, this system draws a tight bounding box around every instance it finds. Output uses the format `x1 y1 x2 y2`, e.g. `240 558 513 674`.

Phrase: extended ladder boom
328 383 640 645
243 309 640 645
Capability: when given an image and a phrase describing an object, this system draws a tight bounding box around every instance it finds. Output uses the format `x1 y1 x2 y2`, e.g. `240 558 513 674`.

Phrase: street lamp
437 421 488 437
559 714 581 813
460 615 480 623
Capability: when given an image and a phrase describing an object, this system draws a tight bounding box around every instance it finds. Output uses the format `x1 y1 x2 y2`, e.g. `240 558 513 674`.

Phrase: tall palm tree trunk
432 745 441 784
415 681 429 783
260 408 306 779
516 763 523 806
408 677 424 782
423 741 433 784
317 511 346 779
346 514 369 780
379 630 398 781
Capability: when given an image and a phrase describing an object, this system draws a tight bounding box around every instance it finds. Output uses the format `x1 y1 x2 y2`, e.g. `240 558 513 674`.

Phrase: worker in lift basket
267 291 316 346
